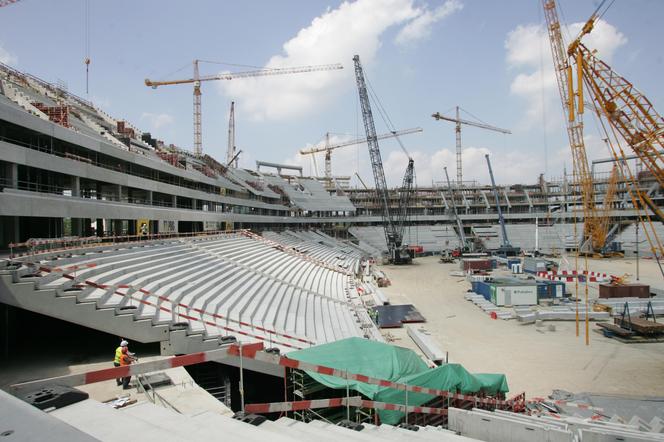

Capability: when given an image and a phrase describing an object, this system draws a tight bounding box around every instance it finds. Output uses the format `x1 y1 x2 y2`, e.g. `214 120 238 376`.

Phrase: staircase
0 259 227 356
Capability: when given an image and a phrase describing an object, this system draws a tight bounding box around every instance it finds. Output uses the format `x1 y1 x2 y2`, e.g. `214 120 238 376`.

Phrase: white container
492 284 537 306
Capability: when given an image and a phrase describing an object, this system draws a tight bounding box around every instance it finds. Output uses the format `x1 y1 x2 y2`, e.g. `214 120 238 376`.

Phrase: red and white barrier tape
29 263 315 347
539 274 603 282
244 396 448 416
11 343 264 393
11 343 515 412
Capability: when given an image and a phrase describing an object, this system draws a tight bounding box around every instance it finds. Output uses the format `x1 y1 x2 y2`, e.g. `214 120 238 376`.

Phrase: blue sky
1 0 662 186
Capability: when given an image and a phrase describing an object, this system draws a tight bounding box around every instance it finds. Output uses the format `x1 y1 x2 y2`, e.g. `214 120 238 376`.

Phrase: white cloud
141 112 174 129
0 43 17 65
505 20 627 131
218 0 423 121
395 0 463 46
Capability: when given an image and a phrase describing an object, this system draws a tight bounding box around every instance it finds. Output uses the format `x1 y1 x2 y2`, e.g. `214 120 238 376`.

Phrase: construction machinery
145 60 343 157
485 154 521 257
542 0 663 262
432 107 511 185
443 166 470 256
299 127 423 182
353 54 413 264
226 101 238 167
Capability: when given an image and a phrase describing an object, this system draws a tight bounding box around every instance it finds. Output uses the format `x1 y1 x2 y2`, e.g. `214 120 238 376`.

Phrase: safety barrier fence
24 261 313 349
11 342 524 416
536 269 615 283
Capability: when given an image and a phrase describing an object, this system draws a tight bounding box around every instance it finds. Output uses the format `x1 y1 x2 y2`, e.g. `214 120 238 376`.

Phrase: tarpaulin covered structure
288 337 508 424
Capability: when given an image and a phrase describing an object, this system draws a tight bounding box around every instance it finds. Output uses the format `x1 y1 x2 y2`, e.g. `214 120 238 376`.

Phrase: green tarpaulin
287 338 509 425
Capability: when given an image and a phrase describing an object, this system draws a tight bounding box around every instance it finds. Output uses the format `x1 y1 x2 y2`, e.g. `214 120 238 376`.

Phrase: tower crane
353 54 413 264
299 127 423 180
485 154 521 257
145 60 343 157
432 107 511 186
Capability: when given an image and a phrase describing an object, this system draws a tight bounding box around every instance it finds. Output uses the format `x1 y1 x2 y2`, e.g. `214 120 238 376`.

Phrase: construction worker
120 346 135 390
114 340 128 386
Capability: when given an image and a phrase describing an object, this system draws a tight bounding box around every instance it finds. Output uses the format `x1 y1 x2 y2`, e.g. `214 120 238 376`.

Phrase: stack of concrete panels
594 297 664 316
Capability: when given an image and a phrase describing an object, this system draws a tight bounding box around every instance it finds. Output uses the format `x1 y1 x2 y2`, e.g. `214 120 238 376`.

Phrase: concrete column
192 198 197 210
117 185 123 202
84 219 94 237
172 195 177 208
147 190 153 206
112 219 123 236
71 218 83 237
6 163 18 189
72 176 80 197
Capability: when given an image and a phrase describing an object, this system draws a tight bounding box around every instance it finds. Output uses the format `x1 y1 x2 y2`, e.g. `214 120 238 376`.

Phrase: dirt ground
376 255 664 398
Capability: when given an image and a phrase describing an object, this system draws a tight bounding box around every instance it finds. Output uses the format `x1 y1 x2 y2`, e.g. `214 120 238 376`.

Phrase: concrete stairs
0 263 223 356
50 397 481 441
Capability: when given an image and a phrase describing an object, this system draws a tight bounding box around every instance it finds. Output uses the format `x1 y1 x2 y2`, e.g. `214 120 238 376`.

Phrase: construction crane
226 101 238 167
145 61 343 157
299 127 423 180
353 54 413 264
432 107 511 186
595 165 622 255
543 0 664 261
542 0 601 255
443 166 469 255
485 154 521 257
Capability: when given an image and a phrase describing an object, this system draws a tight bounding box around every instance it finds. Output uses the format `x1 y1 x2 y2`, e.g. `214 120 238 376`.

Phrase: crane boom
353 54 410 264
145 63 343 87
227 101 236 167
432 112 512 134
145 61 343 157
432 107 511 185
299 128 423 155
577 43 664 187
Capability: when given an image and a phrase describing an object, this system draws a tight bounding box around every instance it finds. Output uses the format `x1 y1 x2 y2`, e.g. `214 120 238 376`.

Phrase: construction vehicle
432 107 511 185
145 61 343 156
485 154 521 257
299 127 423 184
353 54 413 265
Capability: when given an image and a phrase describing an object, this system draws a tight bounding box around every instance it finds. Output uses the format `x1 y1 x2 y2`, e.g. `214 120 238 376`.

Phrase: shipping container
490 283 538 306
536 280 565 300
523 257 555 274
461 258 492 271
599 283 650 299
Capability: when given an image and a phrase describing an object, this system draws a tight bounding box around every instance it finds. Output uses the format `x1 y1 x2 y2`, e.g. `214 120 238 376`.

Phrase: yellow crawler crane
593 165 621 256
542 0 599 255
564 2 664 263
